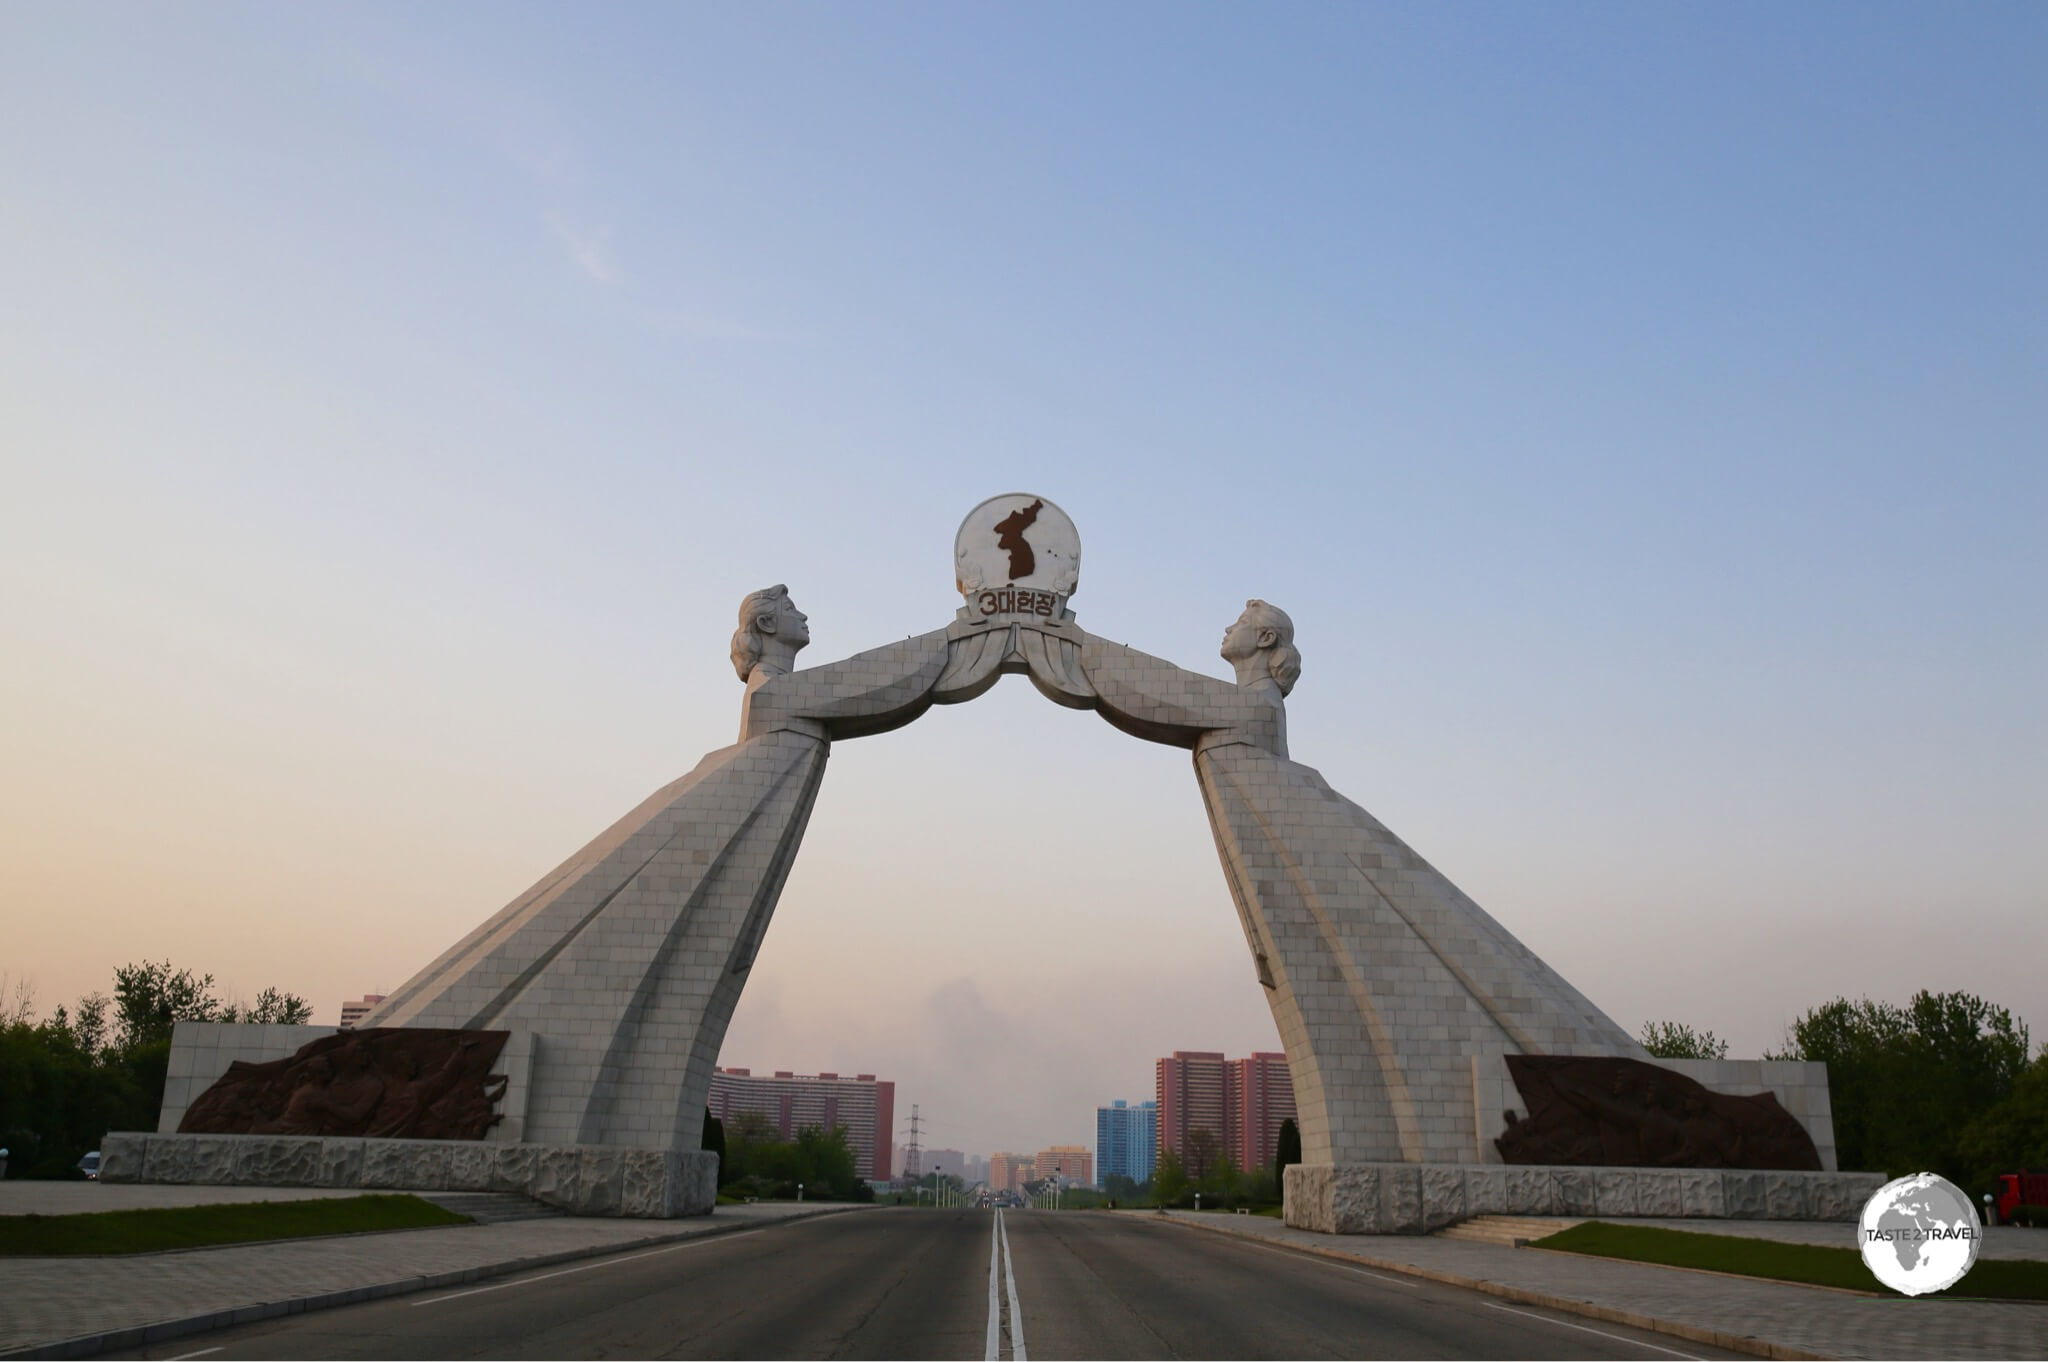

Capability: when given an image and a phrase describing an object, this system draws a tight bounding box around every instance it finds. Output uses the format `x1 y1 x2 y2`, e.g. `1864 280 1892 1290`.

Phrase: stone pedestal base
1283 1162 1885 1235
99 1132 718 1219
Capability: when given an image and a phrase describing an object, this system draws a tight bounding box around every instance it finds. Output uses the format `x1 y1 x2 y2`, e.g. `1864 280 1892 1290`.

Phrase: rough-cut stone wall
1283 1161 1885 1234
100 1132 717 1218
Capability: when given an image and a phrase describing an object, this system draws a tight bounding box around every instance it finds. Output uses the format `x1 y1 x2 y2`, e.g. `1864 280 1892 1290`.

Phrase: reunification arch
364 495 1643 1201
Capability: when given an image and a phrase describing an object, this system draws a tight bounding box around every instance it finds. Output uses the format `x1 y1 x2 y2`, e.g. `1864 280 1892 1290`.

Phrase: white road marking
985 1208 1002 1361
165 1350 223 1361
999 1208 1028 1361
1217 1235 1423 1288
409 1227 767 1305
1482 1301 1705 1359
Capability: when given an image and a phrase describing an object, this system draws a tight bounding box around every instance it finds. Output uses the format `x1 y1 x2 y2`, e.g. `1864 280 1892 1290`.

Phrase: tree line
705 1109 873 1202
1643 989 2043 1198
0 962 312 1179
1133 1117 1302 1210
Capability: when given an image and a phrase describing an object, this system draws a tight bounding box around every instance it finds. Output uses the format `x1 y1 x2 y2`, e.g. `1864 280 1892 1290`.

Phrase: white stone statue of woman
364 586 950 1159
1079 600 1641 1178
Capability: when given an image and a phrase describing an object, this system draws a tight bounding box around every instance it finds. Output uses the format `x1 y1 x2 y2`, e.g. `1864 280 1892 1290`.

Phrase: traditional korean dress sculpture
1079 601 1643 1168
363 586 950 1151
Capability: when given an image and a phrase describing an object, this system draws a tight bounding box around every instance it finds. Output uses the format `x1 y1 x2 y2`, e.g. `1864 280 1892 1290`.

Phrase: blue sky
3 3 2042 1160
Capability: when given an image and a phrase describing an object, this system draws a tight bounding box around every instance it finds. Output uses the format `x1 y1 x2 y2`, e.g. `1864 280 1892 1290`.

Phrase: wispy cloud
547 217 618 285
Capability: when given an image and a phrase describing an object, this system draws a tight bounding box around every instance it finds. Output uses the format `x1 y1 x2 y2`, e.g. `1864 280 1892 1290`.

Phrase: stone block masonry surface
100 1132 717 1219
1283 1161 1886 1235
129 538 1858 1214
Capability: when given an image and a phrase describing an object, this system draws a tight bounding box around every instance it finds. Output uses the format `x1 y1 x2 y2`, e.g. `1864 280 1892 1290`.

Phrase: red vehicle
1993 1170 2048 1223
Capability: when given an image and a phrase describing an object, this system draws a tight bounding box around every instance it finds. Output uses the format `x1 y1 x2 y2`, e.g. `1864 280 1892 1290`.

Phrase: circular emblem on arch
954 493 1081 603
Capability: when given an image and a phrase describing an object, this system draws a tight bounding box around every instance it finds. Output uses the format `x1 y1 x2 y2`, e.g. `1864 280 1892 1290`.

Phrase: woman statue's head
1220 598 1300 696
730 584 810 682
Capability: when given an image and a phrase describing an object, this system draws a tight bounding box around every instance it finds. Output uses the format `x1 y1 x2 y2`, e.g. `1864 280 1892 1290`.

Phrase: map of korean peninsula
992 498 1043 580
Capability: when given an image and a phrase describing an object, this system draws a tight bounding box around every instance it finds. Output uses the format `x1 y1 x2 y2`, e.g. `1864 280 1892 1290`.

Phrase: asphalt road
115 1208 1745 1360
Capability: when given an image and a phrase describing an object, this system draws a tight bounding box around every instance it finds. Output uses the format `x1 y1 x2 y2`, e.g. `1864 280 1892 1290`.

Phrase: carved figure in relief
1495 1054 1821 1170
367 1035 505 1139
179 1029 510 1140
730 584 811 683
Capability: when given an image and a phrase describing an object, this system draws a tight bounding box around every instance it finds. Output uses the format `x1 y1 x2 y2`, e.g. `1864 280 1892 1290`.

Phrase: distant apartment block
988 1152 1036 1192
338 995 386 1029
1096 1098 1157 1186
1231 1052 1298 1172
922 1147 967 1181
1155 1050 1296 1172
709 1067 895 1180
1155 1050 1229 1164
965 1154 989 1187
1034 1145 1092 1187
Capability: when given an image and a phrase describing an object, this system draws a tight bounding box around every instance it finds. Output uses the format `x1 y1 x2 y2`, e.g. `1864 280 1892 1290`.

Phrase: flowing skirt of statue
363 729 829 1150
1195 739 1642 1167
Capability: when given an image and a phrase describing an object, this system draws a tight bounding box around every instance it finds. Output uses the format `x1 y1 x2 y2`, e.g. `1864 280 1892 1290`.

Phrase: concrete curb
0 1204 869 1361
1151 1212 1831 1362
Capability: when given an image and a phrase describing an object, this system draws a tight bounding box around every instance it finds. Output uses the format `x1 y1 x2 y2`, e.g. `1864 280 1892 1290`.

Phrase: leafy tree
715 1115 871 1200
1196 1150 1240 1205
1962 1050 2048 1188
1153 1148 1188 1207
1183 1127 1221 1182
230 987 314 1025
1103 1173 1144 1203
0 961 310 1179
1772 991 2029 1187
1640 1020 1730 1060
67 993 111 1057
1275 1117 1302 1177
112 961 226 1049
702 1108 726 1168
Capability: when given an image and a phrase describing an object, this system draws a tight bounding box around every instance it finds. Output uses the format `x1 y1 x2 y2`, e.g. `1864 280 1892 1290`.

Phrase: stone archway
359 494 1656 1217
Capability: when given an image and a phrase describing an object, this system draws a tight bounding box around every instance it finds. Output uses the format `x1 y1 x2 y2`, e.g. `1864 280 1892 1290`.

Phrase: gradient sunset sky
2 3 2042 1161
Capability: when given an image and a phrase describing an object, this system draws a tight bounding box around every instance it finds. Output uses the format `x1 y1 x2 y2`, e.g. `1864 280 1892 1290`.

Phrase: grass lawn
0 1194 470 1256
1529 1221 2048 1302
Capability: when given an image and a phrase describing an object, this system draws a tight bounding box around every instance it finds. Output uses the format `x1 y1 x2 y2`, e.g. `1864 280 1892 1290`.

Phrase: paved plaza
1156 1209 2047 1360
0 1190 860 1358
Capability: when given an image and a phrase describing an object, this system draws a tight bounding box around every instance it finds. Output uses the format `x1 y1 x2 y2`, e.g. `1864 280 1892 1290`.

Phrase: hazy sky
3 3 2042 1162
